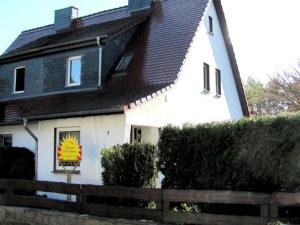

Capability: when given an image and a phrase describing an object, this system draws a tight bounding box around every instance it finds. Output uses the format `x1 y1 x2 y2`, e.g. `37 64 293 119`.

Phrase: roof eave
0 35 108 65
0 107 124 127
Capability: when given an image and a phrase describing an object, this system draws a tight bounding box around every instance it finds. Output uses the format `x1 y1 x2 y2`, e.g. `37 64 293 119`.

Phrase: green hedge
0 146 35 180
158 114 300 192
101 143 158 187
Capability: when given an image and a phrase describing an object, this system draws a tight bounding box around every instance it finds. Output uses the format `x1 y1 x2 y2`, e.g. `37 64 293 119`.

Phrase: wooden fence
0 179 300 225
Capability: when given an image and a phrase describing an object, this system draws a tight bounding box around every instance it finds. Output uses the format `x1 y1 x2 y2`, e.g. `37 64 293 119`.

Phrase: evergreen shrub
101 143 158 187
158 114 300 192
0 146 35 180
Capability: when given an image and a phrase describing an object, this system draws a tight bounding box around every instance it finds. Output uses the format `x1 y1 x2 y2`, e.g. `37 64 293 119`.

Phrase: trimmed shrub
101 143 158 187
0 146 35 180
158 114 300 192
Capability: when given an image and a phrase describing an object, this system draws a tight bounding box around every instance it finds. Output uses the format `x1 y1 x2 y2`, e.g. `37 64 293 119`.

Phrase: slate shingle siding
0 47 99 100
0 29 138 100
0 58 44 100
43 47 99 93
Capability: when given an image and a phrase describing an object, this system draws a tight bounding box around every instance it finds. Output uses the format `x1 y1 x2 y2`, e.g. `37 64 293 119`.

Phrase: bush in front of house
0 146 35 180
158 114 300 192
101 143 158 187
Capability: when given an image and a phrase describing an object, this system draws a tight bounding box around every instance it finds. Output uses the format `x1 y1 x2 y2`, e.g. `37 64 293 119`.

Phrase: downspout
96 36 108 88
23 118 38 180
97 37 103 88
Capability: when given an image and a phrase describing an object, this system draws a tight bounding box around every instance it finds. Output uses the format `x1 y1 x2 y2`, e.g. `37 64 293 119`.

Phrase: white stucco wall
0 123 38 152
37 114 126 185
126 0 244 127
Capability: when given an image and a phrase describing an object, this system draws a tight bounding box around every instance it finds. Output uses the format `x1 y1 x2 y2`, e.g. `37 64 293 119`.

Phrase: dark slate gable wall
0 27 137 101
102 27 137 83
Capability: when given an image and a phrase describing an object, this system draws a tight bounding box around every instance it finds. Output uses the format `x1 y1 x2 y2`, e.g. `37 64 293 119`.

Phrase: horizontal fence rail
0 179 300 225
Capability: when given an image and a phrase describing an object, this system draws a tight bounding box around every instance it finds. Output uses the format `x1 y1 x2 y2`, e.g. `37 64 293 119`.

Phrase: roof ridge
79 5 128 21
21 5 129 35
21 24 53 35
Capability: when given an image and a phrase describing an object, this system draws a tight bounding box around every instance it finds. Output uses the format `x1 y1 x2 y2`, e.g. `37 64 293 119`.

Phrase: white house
0 0 249 185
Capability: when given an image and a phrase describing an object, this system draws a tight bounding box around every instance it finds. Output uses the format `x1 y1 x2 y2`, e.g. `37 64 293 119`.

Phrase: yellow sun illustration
57 135 82 161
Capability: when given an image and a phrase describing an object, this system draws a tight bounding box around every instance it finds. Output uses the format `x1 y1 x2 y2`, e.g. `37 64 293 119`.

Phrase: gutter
22 118 38 180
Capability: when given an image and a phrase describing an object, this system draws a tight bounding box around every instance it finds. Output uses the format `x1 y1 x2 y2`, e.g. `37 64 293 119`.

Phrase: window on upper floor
209 16 213 34
0 134 12 147
14 67 25 93
66 56 81 86
203 63 210 92
216 69 221 96
113 53 134 77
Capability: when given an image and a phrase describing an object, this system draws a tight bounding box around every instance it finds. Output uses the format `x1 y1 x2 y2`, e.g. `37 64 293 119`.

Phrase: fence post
77 184 83 214
260 204 270 224
270 205 279 220
161 189 170 224
80 185 87 215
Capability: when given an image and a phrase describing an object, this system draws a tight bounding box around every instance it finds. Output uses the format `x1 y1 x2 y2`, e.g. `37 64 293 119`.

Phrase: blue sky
1 0 300 83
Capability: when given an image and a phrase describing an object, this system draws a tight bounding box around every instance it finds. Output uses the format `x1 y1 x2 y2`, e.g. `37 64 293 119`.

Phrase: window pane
15 68 25 92
4 136 12 147
59 131 80 144
209 16 213 33
216 69 221 95
115 54 133 72
204 63 210 91
0 135 12 147
70 58 81 84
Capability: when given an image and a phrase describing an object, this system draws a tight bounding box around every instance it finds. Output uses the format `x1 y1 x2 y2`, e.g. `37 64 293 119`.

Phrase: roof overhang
0 35 108 65
0 107 124 126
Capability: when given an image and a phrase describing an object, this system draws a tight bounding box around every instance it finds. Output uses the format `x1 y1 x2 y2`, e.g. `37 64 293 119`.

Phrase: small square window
67 56 81 86
209 16 213 34
114 53 133 76
216 69 221 96
14 67 25 93
203 63 210 92
0 134 12 147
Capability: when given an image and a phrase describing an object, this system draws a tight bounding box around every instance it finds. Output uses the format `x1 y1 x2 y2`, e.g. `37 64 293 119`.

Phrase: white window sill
65 83 81 88
202 89 210 94
13 91 24 94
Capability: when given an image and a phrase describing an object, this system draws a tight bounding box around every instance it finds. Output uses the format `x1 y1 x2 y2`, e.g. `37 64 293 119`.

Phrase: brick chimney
128 0 153 13
54 6 78 32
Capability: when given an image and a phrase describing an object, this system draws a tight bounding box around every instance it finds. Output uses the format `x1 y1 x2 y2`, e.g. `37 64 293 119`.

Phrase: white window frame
66 56 81 87
14 66 25 94
131 126 142 143
54 127 81 172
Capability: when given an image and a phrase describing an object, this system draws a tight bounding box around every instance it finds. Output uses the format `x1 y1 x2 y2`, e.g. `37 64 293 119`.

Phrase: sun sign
57 135 82 162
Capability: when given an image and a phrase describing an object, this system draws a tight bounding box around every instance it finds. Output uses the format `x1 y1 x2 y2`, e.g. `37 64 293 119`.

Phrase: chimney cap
128 0 153 13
